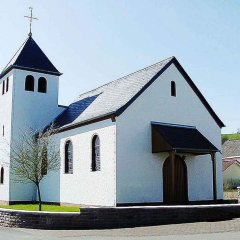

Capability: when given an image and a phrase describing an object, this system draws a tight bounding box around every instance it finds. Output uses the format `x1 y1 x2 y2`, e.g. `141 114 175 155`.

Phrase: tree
10 125 59 211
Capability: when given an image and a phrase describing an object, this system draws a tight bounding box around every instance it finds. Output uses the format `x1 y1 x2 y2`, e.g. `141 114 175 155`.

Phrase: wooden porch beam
170 151 175 203
210 152 217 201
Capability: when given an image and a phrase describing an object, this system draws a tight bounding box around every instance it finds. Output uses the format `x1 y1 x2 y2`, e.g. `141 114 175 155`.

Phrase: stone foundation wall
0 204 240 229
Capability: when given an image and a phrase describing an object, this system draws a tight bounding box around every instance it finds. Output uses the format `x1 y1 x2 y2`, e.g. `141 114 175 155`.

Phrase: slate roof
54 94 100 128
222 159 240 171
0 36 61 78
54 56 224 131
222 140 240 158
1 36 224 131
55 57 174 129
52 56 224 131
152 122 218 154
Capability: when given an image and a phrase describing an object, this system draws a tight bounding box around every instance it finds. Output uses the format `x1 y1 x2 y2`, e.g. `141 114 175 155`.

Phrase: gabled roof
55 57 224 132
222 140 240 159
222 159 240 171
0 36 61 78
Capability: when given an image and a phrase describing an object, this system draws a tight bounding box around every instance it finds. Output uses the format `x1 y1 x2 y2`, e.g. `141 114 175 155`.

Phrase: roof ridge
223 159 238 161
75 56 174 101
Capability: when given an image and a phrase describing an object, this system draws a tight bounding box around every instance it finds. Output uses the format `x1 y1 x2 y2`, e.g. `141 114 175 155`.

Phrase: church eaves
0 36 61 78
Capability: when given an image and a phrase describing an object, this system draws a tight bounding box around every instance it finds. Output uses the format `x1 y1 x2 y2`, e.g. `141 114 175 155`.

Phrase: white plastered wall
9 69 64 201
116 63 223 204
0 73 14 203
40 119 116 206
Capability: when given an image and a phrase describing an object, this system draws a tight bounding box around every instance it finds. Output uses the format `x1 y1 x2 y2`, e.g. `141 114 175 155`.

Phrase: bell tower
0 27 65 203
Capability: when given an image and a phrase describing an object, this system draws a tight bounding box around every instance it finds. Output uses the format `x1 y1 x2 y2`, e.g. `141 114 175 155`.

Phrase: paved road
1 218 240 240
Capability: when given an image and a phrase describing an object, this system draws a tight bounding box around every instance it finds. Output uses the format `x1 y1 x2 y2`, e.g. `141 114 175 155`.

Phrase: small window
65 140 73 174
38 77 47 93
0 167 4 184
25 75 34 91
171 81 176 97
2 80 5 95
2 125 4 137
41 145 48 175
92 135 100 171
6 78 9 92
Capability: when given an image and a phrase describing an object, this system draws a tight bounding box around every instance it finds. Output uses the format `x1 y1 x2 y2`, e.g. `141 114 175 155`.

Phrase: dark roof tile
1 36 60 77
54 94 100 128
152 122 218 153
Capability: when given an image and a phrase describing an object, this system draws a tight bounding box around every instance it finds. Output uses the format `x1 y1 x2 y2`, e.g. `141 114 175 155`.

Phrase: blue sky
0 0 239 133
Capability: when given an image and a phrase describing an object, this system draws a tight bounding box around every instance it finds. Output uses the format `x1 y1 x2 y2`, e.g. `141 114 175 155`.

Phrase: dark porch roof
151 122 219 155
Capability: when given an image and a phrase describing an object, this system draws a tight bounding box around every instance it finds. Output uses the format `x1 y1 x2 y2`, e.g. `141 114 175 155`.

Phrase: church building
0 35 224 207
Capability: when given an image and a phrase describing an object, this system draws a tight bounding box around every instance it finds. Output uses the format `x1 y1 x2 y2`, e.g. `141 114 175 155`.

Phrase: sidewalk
0 218 240 240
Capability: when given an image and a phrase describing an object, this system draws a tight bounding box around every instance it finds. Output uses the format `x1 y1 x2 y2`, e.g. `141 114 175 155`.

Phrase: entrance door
163 155 188 204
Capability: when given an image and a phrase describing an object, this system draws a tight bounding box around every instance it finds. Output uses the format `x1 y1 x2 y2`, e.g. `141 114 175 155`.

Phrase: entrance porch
152 122 219 204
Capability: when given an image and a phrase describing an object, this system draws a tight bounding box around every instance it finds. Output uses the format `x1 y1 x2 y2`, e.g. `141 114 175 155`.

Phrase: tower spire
24 7 38 37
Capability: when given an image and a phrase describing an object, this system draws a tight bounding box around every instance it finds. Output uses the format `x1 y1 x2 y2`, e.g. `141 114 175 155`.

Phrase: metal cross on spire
24 7 38 37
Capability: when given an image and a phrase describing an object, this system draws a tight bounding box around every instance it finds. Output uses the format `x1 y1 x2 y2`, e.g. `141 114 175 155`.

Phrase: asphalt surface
1 218 240 240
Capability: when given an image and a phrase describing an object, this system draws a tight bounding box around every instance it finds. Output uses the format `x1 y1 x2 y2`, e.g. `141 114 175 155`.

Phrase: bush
223 179 240 191
222 136 228 144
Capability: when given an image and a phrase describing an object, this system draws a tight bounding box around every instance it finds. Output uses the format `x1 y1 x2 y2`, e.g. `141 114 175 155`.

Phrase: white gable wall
116 63 223 204
40 119 116 206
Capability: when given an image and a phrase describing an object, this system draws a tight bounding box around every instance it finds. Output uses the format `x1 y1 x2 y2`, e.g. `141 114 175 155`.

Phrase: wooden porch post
211 152 217 201
170 151 175 203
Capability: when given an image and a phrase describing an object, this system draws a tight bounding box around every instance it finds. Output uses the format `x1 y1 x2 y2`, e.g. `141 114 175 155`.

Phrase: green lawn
222 133 240 142
0 204 80 212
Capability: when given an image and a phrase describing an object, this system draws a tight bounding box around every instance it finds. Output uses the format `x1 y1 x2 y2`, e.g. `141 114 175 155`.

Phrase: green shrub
222 136 228 144
223 179 240 190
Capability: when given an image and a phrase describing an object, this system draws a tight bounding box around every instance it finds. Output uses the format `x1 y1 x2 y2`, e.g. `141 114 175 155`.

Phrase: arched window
92 135 100 171
38 77 47 93
65 140 73 174
25 75 34 91
171 81 176 97
41 145 48 176
0 167 4 184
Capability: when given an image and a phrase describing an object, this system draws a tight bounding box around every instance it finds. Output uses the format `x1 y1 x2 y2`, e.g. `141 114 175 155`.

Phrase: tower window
2 125 4 137
38 77 47 93
6 78 9 92
25 75 34 91
65 140 73 174
171 81 176 97
91 135 100 171
2 80 5 95
0 167 4 184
